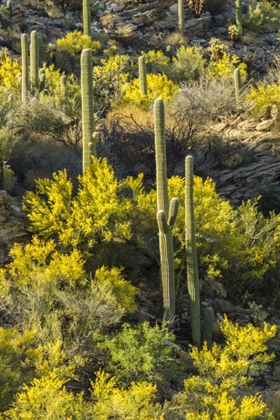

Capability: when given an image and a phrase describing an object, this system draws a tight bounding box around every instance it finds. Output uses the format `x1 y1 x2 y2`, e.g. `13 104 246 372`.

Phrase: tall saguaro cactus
185 155 201 347
138 56 147 96
83 0 91 37
235 0 243 37
81 49 95 174
154 98 179 322
178 0 184 33
234 67 241 109
21 33 29 106
30 30 39 93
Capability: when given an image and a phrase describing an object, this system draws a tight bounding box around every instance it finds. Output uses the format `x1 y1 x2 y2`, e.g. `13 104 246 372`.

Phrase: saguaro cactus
81 49 95 174
30 30 39 93
138 56 147 96
21 33 29 106
235 0 243 37
154 98 179 322
185 155 201 347
234 67 241 109
83 0 91 37
178 0 184 33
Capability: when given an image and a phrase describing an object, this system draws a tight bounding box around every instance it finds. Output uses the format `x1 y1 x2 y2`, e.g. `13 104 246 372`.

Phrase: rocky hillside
3 0 280 207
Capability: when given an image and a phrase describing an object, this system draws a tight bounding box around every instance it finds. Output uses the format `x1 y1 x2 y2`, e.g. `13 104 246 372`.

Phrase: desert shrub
159 176 280 306
247 79 280 117
0 327 36 411
22 158 155 271
4 370 163 419
39 65 82 149
173 75 239 128
93 53 130 110
141 49 171 75
0 4 12 30
91 371 164 419
244 0 280 32
97 322 187 397
0 49 21 92
207 53 247 80
56 30 100 57
0 236 137 349
171 45 206 83
5 372 86 419
48 30 101 72
121 73 179 109
22 158 280 308
165 316 276 419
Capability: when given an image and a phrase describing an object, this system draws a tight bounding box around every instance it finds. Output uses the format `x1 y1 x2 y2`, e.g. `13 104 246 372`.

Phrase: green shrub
165 316 276 419
171 45 206 83
0 237 137 348
93 53 130 108
247 79 280 117
244 0 280 32
0 328 36 411
97 322 186 395
207 53 247 80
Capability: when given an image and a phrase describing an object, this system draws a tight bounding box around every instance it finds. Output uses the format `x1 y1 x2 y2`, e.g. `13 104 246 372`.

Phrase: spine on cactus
138 56 147 96
178 0 184 34
83 0 91 37
234 67 241 109
235 0 243 37
185 155 201 347
81 49 95 174
30 30 39 93
202 307 214 349
21 33 29 106
154 97 179 322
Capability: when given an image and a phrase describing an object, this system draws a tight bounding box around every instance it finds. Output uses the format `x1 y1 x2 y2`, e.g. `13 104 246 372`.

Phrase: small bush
122 73 179 109
247 79 280 117
165 316 276 419
171 45 206 83
244 0 280 32
97 322 186 397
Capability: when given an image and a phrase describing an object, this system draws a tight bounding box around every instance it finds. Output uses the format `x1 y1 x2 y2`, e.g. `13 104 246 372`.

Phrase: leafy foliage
122 73 179 109
0 49 21 92
244 0 280 32
166 316 276 419
0 236 137 349
171 45 206 82
247 79 280 117
98 322 186 392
